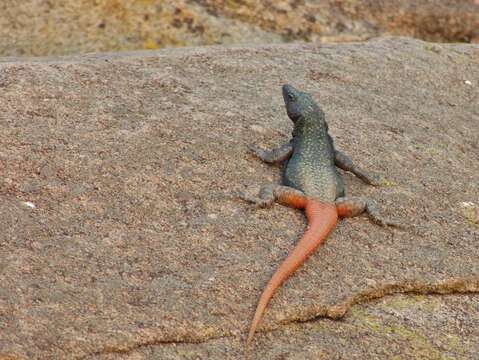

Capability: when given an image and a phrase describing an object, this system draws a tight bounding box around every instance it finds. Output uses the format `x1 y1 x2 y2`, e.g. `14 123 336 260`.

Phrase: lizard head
282 84 323 124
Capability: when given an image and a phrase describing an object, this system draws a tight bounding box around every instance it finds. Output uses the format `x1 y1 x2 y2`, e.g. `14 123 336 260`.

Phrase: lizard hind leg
336 196 402 227
273 185 308 209
240 185 307 209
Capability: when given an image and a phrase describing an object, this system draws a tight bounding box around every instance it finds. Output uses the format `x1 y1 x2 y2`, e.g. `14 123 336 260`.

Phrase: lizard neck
292 115 329 144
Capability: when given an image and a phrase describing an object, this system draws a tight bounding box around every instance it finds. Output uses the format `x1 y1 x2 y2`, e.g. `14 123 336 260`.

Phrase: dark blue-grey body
281 85 345 202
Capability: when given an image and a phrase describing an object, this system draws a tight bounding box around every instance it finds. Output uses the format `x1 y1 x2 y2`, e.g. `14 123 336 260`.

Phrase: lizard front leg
249 142 293 164
240 185 307 209
336 196 403 227
334 150 382 186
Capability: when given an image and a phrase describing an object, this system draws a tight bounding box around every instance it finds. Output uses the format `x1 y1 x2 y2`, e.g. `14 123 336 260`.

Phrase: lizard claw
364 174 386 187
373 217 407 229
238 191 252 202
238 191 274 208
247 144 263 157
254 199 274 208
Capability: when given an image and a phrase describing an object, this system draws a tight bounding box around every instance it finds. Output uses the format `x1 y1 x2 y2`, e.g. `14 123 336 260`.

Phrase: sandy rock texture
0 0 478 57
0 37 478 358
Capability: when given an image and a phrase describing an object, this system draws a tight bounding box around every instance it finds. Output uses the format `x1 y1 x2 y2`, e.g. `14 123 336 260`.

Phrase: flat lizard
241 84 400 345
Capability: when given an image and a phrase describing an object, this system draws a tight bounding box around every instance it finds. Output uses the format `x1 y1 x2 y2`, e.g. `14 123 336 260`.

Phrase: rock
0 1 478 56
461 202 479 225
0 38 478 358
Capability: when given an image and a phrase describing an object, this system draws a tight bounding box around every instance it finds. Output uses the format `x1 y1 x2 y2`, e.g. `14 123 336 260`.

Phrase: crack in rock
87 277 478 357
267 277 479 330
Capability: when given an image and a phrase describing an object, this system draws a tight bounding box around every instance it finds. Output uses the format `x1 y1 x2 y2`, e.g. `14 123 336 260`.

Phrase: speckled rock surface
0 38 478 359
0 0 478 57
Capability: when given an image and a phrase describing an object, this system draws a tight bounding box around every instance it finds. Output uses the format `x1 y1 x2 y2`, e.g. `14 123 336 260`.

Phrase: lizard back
282 85 344 202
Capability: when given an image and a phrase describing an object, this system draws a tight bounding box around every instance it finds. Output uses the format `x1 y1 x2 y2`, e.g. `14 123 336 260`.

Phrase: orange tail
246 200 338 345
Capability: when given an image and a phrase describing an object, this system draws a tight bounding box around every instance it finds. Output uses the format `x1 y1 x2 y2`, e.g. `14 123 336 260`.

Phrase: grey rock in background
0 0 477 57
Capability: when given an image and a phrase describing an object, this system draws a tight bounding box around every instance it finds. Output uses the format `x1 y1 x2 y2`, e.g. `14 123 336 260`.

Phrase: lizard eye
288 93 296 101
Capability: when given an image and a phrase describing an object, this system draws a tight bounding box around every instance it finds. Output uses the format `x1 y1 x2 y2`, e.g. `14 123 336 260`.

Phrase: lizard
240 84 401 345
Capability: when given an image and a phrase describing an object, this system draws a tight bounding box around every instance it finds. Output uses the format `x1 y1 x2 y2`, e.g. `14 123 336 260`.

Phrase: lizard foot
336 197 405 228
366 201 405 228
238 190 274 208
362 174 384 187
247 144 266 159
247 143 293 164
